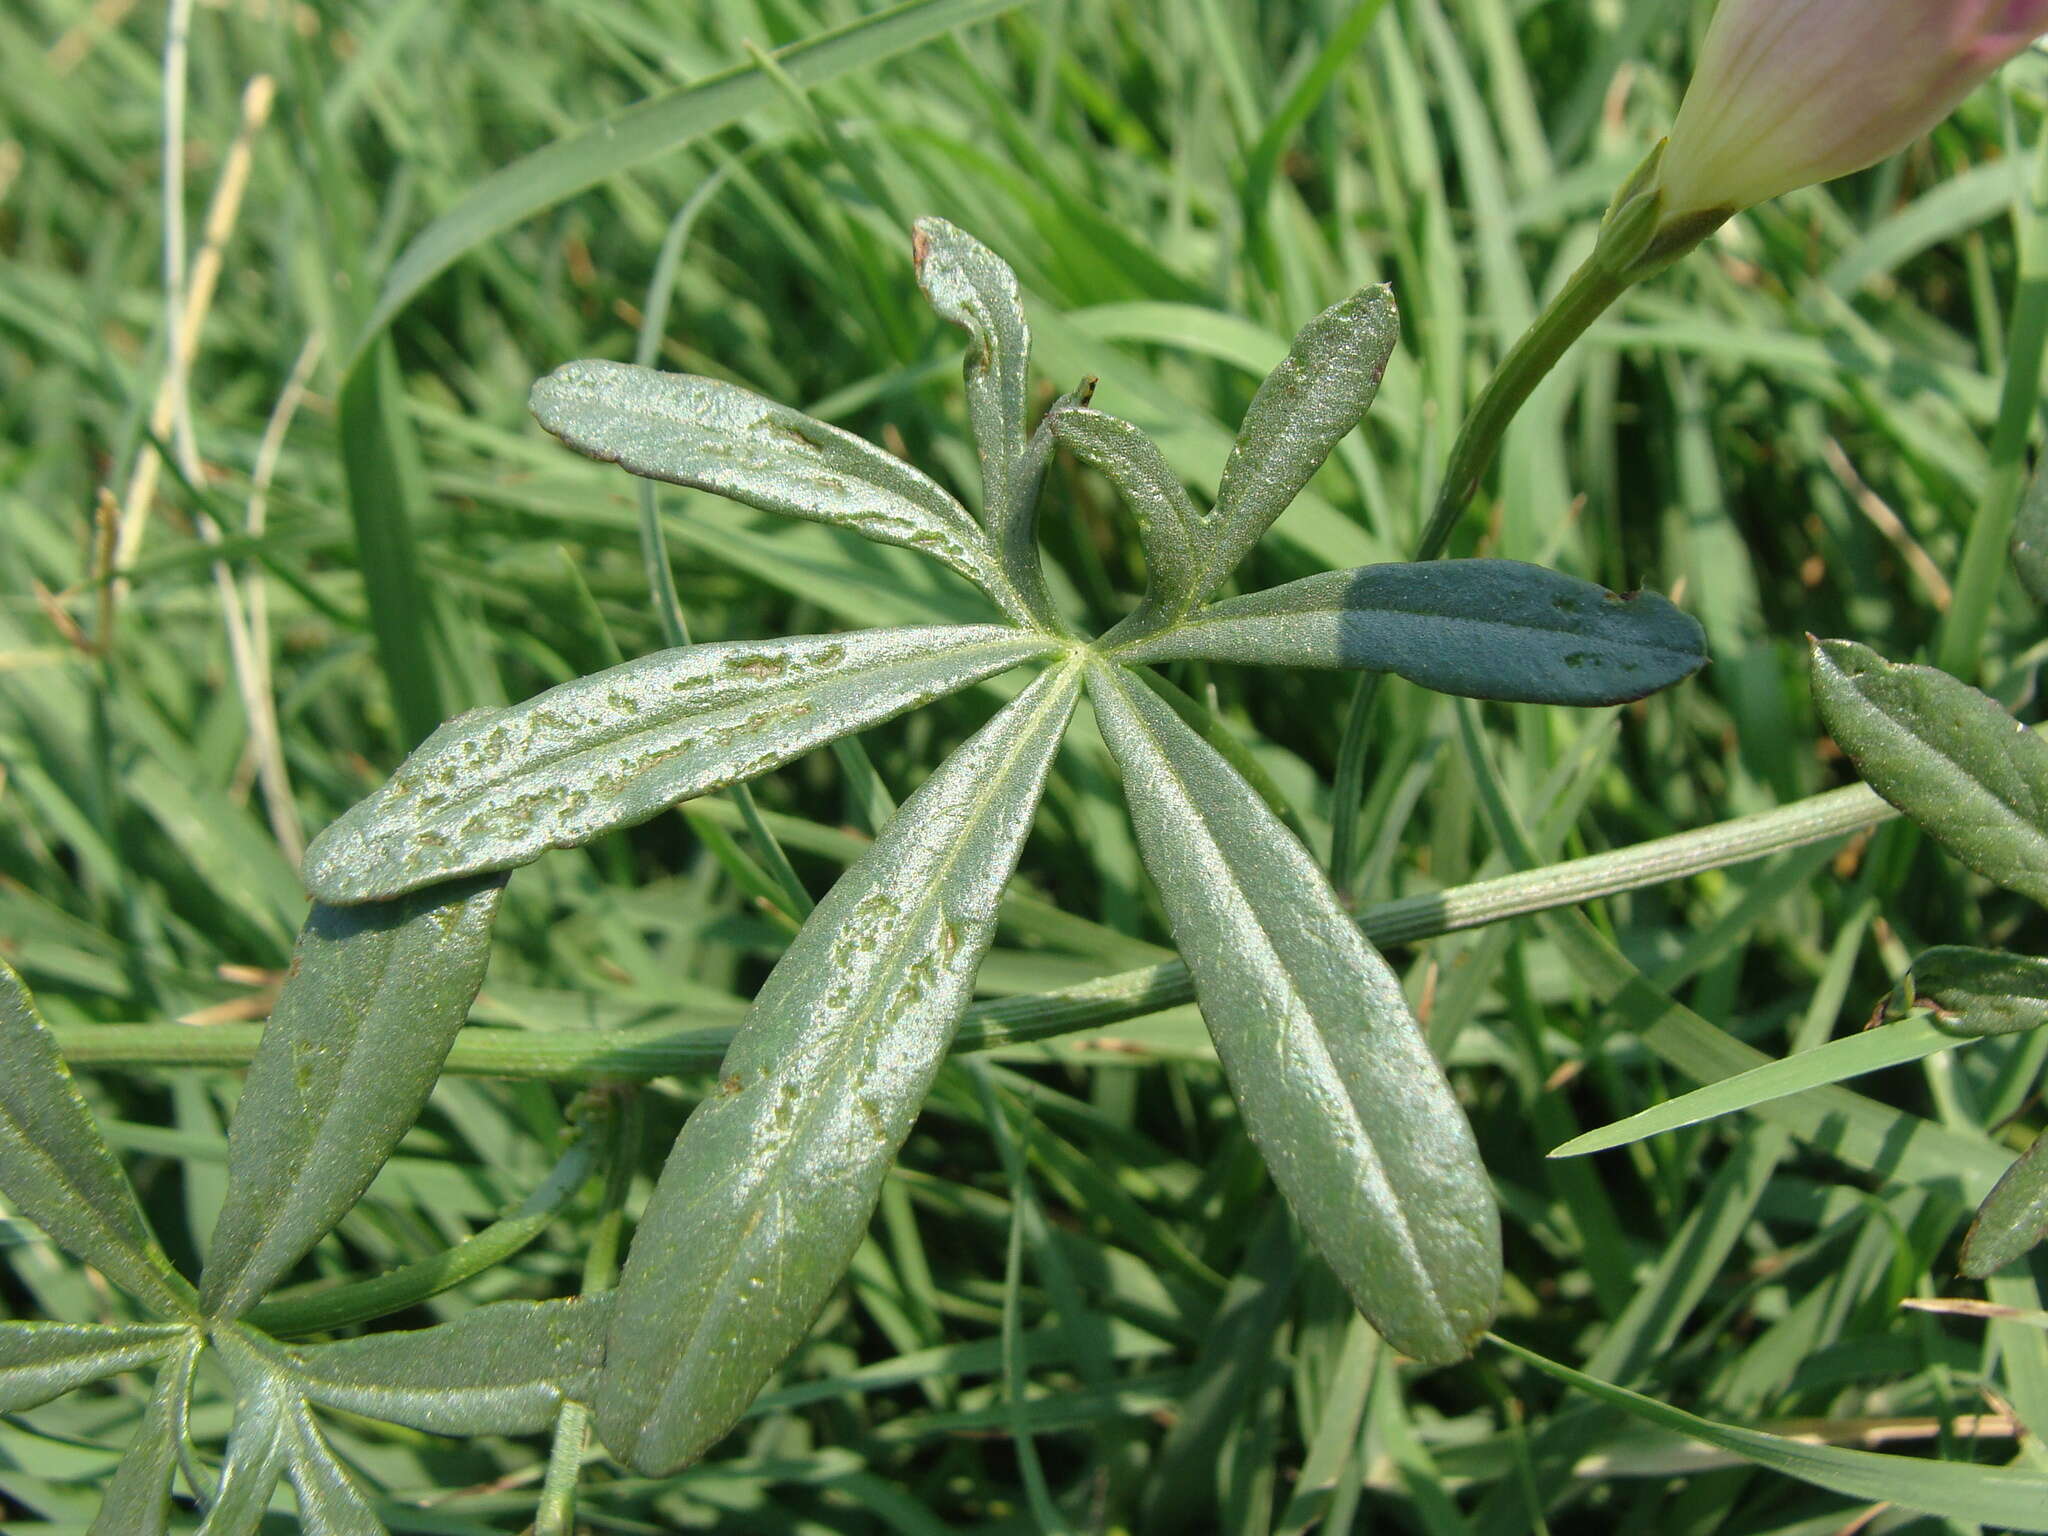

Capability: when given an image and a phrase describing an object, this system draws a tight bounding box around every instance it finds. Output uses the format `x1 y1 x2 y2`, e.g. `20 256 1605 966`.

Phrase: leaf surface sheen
90 1334 198 1536
291 1295 610 1436
596 660 1082 1474
1811 638 2048 905
1086 664 1499 1363
1203 286 1398 591
1049 403 1207 631
1910 946 2048 1037
304 626 1055 903
0 1320 188 1413
0 960 194 1320
1119 559 1706 706
199 877 507 1319
1962 1125 2048 1277
913 216 1031 512
530 359 1019 611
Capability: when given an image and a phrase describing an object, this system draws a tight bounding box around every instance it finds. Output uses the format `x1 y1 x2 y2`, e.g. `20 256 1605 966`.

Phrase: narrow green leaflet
303 627 1055 903
1549 1017 1963 1158
283 1407 385 1536
596 662 1082 1474
1202 286 1398 590
990 381 1093 629
0 960 196 1321
530 360 1022 615
292 1296 610 1436
1811 638 2048 905
199 877 507 1320
2013 449 2048 607
1048 403 1206 632
195 1365 291 1536
1086 665 1499 1364
1906 946 2048 1036
91 1333 199 1536
0 1321 186 1412
1962 1126 2048 1277
1118 559 1707 705
1494 1335 2048 1531
913 217 1031 510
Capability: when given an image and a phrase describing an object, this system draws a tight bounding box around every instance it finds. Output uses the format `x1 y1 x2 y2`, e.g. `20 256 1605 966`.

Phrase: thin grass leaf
1907 946 2048 1036
1203 287 1398 590
1048 403 1206 632
596 662 1082 1474
292 1296 610 1436
530 360 1024 616
1494 1334 2048 1531
1811 638 2048 905
2014 450 2048 608
0 960 196 1321
1962 1126 2048 1277
0 1321 187 1413
1549 1018 1964 1158
355 0 1031 353
89 1333 199 1536
1087 664 1499 1364
198 877 506 1320
304 627 1055 903
912 216 1031 511
1118 560 1707 705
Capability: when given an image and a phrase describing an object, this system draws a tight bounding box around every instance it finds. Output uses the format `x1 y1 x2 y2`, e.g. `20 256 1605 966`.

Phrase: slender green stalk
52 775 1901 1080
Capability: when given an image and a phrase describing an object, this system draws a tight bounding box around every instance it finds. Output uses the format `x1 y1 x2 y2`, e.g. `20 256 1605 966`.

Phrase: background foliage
3 0 2047 1530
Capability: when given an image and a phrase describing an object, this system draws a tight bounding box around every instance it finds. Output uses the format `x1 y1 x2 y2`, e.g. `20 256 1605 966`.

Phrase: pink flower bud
1657 0 2048 219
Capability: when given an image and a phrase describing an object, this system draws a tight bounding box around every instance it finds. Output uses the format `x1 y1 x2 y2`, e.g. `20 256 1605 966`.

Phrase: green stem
54 775 1904 1081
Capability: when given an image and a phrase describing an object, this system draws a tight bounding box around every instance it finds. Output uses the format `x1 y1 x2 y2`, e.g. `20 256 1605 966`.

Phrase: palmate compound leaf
1201 285 1398 594
1962 1123 2048 1277
529 358 1032 622
302 626 1057 904
199 876 507 1320
1810 638 2048 905
0 960 196 1321
91 1332 199 1536
1115 559 1707 706
1906 946 2048 1037
595 660 1082 1474
1086 663 1500 1363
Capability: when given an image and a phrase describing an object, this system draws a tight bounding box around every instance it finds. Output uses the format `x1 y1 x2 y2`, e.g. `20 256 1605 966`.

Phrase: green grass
3 0 2047 1530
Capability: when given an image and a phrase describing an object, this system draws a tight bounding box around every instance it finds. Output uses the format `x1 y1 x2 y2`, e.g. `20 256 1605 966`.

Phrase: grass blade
1962 1126 2048 1277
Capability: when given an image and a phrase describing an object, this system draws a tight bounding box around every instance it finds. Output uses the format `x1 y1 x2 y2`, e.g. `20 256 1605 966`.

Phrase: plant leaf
1203 286 1397 590
1048 403 1207 632
1811 638 2048 904
0 960 196 1320
530 360 1021 614
199 877 507 1319
988 379 1092 629
1548 1018 1964 1158
195 1360 290 1536
90 1333 199 1536
0 1321 187 1412
1086 664 1499 1363
1961 1125 2048 1278
912 216 1031 511
1907 946 2048 1037
596 661 1081 1474
1118 559 1707 705
292 1296 611 1436
1494 1334 2048 1531
283 1405 385 1536
2013 450 2048 608
304 626 1055 903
